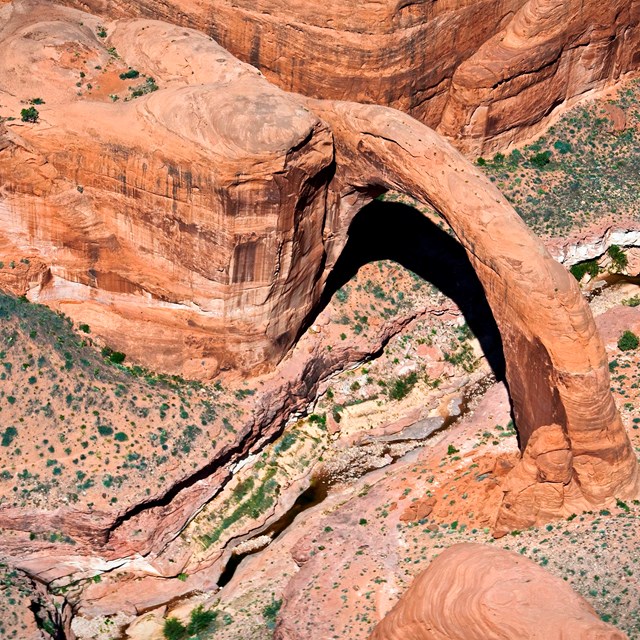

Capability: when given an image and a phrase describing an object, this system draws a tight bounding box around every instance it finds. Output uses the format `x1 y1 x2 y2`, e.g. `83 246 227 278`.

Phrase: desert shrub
1 426 17 447
20 107 39 123
529 150 552 168
570 259 600 281
263 598 282 630
187 605 217 635
607 244 628 271
618 330 639 351
119 69 140 80
101 347 126 364
553 139 572 154
389 372 418 401
162 617 186 640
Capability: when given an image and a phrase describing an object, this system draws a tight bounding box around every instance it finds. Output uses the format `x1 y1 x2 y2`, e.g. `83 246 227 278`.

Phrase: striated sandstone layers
0 1 333 378
57 0 640 152
439 0 640 152
369 543 627 640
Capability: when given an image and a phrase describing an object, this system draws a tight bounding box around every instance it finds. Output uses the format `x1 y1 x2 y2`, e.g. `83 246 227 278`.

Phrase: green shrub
618 330 639 351
607 244 628 271
263 598 282 630
186 605 217 635
102 347 126 364
97 425 114 437
529 150 552 168
163 617 186 640
20 107 39 123
119 69 140 80
570 259 600 281
553 140 572 154
389 372 418 401
1 426 17 447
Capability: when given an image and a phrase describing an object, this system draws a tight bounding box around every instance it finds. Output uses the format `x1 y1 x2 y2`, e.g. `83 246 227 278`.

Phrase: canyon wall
1 2 640 634
58 0 640 152
0 1 333 378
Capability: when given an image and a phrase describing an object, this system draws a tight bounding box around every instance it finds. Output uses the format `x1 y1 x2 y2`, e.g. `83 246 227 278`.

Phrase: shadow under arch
318 199 507 381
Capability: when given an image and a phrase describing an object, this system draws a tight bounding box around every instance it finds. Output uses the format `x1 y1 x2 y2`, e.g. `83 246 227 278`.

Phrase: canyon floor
2 66 640 640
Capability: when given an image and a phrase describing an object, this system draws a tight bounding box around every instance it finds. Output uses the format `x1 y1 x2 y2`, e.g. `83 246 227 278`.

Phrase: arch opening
311 198 507 382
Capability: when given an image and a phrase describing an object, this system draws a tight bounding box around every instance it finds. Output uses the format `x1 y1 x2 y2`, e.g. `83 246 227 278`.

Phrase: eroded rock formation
369 543 627 640
0 1 333 378
1 0 637 535
1 2 639 633
305 98 640 530
57 0 640 152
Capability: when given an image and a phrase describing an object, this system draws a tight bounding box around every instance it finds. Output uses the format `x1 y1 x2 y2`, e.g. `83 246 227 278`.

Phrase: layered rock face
439 0 640 152
370 543 627 640
58 0 640 152
0 1 333 377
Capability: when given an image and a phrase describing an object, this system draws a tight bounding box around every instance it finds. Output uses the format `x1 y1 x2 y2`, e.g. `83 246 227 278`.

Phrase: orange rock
604 103 628 133
370 543 628 640
400 496 436 522
1 0 637 553
58 0 640 152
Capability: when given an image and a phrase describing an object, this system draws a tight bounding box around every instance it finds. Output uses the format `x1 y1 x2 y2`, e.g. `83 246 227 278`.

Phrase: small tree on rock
20 107 39 123
618 330 639 351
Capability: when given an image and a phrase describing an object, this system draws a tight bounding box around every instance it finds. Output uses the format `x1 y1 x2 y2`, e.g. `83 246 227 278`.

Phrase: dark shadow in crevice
316 199 507 381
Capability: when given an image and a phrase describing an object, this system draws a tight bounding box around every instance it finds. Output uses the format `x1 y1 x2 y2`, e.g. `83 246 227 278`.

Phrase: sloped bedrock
368 543 627 640
57 0 640 150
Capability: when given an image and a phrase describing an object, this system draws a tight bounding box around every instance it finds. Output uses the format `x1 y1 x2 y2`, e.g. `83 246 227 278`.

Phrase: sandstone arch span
309 98 640 531
0 4 637 546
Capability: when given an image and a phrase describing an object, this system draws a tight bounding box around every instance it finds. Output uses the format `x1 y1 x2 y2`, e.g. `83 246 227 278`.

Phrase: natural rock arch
308 98 639 531
0 5 636 541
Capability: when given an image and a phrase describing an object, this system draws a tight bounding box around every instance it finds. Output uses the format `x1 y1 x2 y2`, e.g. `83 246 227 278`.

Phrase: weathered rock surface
0 1 333 378
1 0 637 540
439 0 640 152
304 98 640 530
57 0 640 151
369 543 627 640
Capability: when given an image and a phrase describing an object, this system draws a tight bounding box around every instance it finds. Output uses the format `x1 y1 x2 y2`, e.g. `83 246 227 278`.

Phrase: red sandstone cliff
0 2 639 634
57 0 640 152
